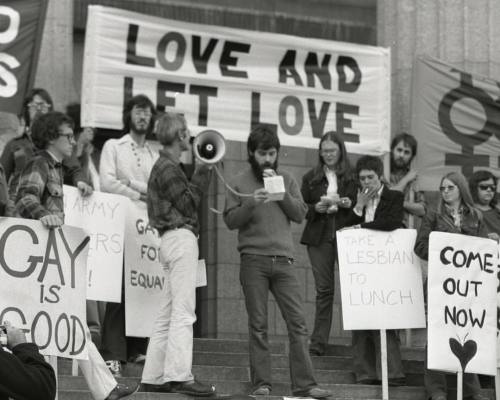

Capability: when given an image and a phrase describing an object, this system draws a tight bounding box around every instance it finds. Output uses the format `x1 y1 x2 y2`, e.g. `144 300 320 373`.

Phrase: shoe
388 377 406 387
105 360 122 378
252 386 271 396
293 387 331 398
171 379 216 396
105 383 139 400
139 382 172 393
128 353 146 364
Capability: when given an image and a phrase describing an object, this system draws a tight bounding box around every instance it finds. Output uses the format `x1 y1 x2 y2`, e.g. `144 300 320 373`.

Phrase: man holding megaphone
139 112 215 396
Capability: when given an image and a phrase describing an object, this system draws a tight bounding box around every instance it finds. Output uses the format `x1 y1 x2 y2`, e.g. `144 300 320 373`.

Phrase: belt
269 255 294 263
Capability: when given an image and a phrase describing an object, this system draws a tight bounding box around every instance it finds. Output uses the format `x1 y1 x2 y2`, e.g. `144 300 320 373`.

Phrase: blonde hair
155 112 186 146
437 171 481 219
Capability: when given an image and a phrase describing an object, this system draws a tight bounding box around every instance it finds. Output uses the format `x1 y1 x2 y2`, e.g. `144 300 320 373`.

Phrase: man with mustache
223 125 331 399
99 94 158 376
389 133 426 227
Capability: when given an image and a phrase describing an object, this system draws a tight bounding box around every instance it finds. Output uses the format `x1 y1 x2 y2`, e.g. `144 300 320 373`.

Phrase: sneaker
105 383 139 400
293 387 331 399
252 386 271 396
139 382 172 393
105 360 122 378
171 379 216 396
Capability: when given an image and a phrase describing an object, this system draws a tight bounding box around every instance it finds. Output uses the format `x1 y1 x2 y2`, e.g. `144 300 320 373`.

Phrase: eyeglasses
59 133 75 143
439 185 457 192
28 102 50 112
321 149 339 155
478 184 497 191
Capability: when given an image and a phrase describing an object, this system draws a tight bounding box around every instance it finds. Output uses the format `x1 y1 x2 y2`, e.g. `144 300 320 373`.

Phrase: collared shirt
16 151 64 221
389 168 426 227
364 184 384 223
323 165 338 195
147 149 211 236
99 134 158 200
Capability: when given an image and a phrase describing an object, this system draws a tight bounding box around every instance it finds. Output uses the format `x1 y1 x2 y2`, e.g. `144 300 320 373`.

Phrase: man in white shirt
99 94 158 376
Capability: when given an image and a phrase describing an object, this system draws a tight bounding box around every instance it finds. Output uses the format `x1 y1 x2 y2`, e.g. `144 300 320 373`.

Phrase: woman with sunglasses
414 171 487 400
469 170 500 242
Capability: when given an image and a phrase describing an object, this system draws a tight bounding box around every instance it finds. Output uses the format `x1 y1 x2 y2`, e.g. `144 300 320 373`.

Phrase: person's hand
77 181 93 196
40 214 63 228
356 187 377 208
119 178 131 187
3 321 27 350
338 197 352 209
488 232 500 242
253 188 269 205
262 169 276 178
139 193 147 202
315 201 329 213
403 169 418 184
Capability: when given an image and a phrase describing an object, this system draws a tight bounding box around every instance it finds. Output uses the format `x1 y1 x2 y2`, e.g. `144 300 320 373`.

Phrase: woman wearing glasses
469 170 500 242
414 171 487 400
300 132 357 356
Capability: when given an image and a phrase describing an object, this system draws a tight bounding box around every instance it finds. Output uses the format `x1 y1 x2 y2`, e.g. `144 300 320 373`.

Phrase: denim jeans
142 229 198 384
352 329 405 382
307 241 336 355
240 253 317 393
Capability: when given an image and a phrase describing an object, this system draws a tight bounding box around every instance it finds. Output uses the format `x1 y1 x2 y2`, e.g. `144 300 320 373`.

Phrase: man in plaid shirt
140 112 214 396
15 111 138 400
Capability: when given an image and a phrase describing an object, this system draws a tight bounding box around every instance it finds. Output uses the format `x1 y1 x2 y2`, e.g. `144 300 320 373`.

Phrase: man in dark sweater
223 125 330 399
0 321 56 400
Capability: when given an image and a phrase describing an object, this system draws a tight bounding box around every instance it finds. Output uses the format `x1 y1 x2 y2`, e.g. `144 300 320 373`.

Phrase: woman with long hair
414 171 487 400
469 170 500 242
300 132 357 356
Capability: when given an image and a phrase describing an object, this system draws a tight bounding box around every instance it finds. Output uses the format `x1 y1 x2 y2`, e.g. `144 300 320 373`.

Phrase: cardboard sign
63 186 127 302
337 228 426 330
428 232 497 375
0 218 89 359
82 5 391 155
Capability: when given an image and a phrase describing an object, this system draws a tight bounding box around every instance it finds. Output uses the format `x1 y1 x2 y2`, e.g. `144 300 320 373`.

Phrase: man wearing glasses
0 88 93 202
99 94 158 376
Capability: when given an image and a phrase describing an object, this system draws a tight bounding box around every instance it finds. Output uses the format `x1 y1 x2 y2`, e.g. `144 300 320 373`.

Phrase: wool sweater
224 167 307 258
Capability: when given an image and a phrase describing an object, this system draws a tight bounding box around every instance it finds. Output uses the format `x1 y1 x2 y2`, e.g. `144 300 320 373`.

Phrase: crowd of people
0 87 497 400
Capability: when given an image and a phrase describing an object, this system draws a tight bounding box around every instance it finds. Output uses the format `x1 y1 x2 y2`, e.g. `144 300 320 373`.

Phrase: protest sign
337 228 425 330
63 186 127 302
0 217 89 359
412 56 500 190
428 232 497 375
124 201 163 337
0 0 48 114
82 6 390 155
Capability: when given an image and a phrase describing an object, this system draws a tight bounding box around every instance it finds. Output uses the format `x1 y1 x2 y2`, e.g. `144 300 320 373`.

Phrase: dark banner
0 0 48 114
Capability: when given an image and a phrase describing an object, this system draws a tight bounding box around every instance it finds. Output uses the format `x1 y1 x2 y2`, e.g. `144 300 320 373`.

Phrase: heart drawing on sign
449 338 477 372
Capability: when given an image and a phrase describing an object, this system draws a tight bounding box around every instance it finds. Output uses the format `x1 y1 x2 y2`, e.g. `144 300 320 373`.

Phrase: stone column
35 0 76 111
377 0 500 136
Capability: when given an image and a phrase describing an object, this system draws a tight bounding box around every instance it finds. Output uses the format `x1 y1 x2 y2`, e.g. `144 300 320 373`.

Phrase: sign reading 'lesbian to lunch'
428 232 497 375
82 5 390 155
337 229 426 330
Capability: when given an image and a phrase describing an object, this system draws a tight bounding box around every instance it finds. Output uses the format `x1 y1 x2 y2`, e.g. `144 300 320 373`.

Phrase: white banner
428 232 497 375
63 186 128 302
124 201 163 337
337 228 426 330
82 5 391 155
0 218 89 359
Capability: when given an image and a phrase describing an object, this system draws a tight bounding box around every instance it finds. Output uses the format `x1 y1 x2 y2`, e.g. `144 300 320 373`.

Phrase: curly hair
31 112 74 150
356 155 383 178
247 124 280 156
21 88 53 127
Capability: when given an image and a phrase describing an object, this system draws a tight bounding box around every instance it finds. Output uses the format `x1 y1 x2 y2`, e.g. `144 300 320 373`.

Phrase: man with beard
139 112 215 396
389 133 426 227
99 94 158 376
223 125 331 399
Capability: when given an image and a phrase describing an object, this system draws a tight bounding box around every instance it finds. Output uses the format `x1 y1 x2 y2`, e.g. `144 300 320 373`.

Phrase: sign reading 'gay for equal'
337 229 426 330
0 218 89 359
428 232 497 375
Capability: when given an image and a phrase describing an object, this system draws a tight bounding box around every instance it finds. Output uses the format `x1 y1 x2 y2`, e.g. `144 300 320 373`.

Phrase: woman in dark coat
300 132 357 356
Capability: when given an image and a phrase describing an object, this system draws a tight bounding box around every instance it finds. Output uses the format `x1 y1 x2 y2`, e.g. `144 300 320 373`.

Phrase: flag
0 0 48 114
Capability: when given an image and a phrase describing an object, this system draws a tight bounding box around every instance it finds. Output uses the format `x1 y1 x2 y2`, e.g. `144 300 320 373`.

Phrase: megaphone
193 129 226 164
